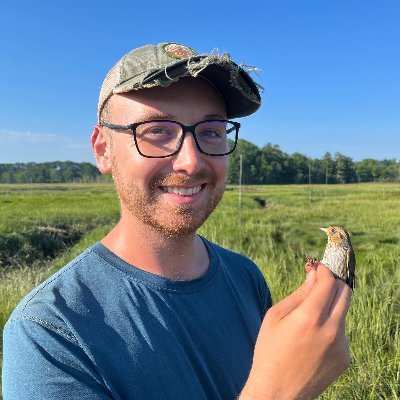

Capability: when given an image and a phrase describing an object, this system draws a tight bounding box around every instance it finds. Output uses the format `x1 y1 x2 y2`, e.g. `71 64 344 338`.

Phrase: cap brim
114 56 261 119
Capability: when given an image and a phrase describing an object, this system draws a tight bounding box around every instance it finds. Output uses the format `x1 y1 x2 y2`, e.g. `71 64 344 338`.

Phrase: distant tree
379 159 399 181
1 170 16 183
259 144 289 184
356 158 380 182
334 153 357 183
288 153 309 184
227 139 261 184
322 152 336 183
0 162 103 184
311 158 326 184
81 163 99 183
49 167 62 183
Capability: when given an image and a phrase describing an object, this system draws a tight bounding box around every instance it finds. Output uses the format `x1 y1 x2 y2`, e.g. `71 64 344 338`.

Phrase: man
3 43 351 399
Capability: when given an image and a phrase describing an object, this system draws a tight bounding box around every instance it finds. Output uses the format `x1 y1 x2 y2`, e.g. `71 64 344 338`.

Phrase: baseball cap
98 42 262 121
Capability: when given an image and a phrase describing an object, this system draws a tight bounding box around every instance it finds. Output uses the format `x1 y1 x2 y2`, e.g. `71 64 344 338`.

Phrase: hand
240 263 352 400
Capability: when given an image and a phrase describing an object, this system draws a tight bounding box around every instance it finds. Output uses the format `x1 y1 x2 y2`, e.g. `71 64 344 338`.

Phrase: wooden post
239 154 243 223
326 165 328 185
308 161 312 203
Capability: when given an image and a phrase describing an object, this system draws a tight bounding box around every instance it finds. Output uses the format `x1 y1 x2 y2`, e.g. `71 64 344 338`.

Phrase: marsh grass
1 183 399 399
0 183 119 269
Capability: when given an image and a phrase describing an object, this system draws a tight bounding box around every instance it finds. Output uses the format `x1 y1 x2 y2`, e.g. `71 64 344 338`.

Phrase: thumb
269 269 316 321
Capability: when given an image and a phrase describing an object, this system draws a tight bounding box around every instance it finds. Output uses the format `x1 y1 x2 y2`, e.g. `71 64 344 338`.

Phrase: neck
101 212 209 281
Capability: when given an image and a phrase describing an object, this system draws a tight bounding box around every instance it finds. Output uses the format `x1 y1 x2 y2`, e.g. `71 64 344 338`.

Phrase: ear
91 125 112 174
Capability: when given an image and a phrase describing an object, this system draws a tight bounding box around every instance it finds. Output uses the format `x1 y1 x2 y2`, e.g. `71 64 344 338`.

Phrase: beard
111 160 225 238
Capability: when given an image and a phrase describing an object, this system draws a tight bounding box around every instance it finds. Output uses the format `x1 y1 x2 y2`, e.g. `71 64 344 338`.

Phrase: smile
161 185 202 196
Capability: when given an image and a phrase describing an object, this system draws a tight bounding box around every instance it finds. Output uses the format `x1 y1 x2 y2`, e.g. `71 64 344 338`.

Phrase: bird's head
320 226 351 247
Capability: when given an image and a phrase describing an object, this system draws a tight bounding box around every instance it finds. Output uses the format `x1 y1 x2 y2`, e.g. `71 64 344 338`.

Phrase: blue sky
1 0 399 163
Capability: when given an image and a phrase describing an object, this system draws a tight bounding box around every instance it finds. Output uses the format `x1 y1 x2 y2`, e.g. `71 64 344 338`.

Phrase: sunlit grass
1 183 399 399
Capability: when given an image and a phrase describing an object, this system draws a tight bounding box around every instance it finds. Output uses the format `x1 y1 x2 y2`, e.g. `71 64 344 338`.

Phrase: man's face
103 77 229 237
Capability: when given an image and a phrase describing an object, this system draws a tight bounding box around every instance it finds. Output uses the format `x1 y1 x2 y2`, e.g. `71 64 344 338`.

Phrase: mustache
151 171 216 187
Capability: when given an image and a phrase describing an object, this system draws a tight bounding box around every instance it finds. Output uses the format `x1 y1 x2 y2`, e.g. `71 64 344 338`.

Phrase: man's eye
199 129 224 139
145 127 171 136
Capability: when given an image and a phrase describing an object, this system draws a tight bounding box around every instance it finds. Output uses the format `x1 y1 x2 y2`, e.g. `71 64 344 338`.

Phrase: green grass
1 183 399 399
0 183 120 235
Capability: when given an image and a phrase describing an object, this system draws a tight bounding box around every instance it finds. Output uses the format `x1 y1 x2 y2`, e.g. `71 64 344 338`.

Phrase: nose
171 131 203 174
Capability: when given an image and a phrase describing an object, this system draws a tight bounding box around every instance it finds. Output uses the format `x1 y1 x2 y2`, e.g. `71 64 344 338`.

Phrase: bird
307 226 356 290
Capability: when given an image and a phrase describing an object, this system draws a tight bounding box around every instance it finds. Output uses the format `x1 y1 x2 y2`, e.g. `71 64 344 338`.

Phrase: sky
1 0 399 163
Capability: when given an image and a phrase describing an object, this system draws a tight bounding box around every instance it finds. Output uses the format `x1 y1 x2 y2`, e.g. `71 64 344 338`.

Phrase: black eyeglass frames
99 119 240 158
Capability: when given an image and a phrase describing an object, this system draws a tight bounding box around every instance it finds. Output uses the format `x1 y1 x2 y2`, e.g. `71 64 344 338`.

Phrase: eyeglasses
99 119 240 158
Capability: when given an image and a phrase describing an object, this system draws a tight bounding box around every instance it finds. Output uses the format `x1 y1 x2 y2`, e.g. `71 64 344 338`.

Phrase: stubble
111 157 225 238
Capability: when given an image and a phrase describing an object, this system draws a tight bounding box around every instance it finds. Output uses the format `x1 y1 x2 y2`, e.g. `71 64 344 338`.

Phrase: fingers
301 263 339 318
329 281 352 323
305 262 316 273
268 269 317 321
269 262 352 326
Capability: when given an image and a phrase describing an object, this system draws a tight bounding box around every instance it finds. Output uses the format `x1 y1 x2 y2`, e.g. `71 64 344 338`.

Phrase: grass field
1 183 399 399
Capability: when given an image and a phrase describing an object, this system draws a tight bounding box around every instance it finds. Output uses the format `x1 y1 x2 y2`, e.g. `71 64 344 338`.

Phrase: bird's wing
346 247 356 290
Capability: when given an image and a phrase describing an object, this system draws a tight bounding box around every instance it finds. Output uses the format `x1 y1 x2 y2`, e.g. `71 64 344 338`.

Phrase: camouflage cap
98 42 262 120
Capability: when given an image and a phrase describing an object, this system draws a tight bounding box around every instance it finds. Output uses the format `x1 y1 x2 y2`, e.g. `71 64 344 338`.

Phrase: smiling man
3 43 351 400
97 77 232 281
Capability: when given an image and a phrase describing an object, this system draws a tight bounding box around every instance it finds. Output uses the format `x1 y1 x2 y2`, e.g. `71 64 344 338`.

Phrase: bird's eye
331 228 336 233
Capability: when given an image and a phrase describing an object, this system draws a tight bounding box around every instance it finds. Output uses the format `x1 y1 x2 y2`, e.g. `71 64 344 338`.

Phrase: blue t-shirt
3 238 271 400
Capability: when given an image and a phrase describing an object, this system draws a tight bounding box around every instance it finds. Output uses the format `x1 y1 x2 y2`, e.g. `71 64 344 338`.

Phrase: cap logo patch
162 43 197 59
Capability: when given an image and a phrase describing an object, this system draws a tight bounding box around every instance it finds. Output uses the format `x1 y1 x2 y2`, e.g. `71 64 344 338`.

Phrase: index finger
299 263 339 319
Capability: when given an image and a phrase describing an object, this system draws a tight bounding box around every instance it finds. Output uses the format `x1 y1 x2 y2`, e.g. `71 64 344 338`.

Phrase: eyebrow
140 111 175 121
203 113 228 120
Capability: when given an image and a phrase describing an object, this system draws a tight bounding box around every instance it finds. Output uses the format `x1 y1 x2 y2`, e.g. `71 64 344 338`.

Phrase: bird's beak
319 227 328 233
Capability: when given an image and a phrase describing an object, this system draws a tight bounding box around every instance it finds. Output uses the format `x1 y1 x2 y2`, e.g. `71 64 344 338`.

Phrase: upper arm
3 317 113 400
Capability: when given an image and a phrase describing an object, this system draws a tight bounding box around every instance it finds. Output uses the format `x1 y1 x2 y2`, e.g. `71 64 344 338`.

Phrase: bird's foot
305 256 319 268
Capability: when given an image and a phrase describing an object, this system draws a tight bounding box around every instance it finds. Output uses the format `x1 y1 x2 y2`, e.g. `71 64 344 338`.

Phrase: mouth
159 184 204 196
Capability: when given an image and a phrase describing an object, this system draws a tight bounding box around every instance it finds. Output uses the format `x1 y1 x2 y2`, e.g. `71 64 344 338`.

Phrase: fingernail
306 269 315 284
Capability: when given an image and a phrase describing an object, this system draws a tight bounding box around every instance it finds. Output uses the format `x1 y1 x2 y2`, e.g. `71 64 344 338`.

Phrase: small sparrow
307 226 356 290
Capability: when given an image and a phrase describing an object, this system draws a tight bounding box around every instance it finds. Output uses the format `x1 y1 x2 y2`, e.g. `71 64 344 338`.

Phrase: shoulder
203 238 272 311
205 238 262 278
6 244 107 327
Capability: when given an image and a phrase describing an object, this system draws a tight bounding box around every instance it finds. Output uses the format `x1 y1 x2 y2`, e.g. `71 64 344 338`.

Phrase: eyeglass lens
135 120 236 157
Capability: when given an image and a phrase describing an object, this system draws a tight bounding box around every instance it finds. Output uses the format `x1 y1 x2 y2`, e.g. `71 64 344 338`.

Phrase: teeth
164 186 201 196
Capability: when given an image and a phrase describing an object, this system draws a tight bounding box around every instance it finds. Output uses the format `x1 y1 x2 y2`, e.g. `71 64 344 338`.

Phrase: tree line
0 162 110 184
228 140 400 184
1 141 399 184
